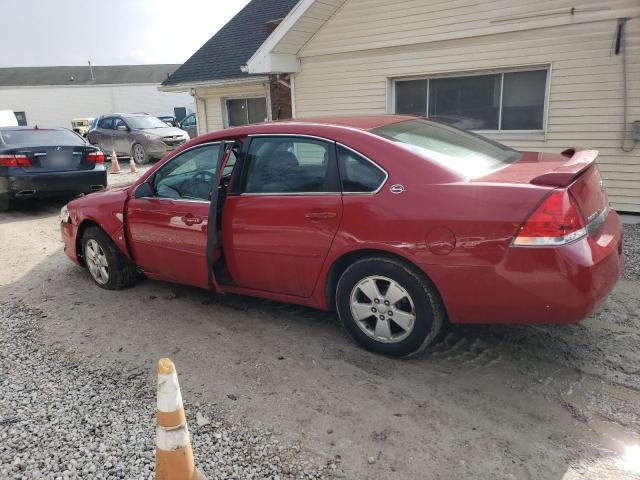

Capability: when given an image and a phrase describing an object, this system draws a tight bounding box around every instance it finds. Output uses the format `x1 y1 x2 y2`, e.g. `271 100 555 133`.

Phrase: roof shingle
162 0 298 87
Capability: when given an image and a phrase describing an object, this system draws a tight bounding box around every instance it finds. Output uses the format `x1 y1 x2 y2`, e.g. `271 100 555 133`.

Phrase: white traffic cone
129 157 138 173
155 358 206 480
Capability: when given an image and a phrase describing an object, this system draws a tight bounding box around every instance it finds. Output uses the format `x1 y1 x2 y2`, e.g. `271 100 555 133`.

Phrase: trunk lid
5 145 99 172
478 149 608 230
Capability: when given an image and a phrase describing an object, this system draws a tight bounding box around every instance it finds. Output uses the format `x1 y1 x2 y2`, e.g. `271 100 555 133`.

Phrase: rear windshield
125 115 168 129
0 129 85 147
370 119 521 177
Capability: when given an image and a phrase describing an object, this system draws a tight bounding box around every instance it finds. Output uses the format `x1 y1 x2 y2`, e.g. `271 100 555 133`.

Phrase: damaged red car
60 116 624 357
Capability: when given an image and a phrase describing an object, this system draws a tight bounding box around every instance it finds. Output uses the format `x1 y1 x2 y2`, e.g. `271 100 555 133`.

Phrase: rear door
221 135 342 297
126 142 222 288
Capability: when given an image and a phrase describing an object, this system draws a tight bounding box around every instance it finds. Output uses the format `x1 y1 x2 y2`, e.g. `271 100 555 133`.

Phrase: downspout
290 74 297 119
617 17 636 152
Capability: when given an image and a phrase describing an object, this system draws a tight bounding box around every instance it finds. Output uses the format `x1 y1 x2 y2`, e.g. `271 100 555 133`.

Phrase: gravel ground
624 223 640 280
0 301 336 479
1 189 639 479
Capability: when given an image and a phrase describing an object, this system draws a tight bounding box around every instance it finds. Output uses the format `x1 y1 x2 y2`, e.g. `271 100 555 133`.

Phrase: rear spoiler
530 149 598 187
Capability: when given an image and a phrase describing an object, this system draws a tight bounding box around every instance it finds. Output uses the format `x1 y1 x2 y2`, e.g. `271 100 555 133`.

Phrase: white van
0 110 18 127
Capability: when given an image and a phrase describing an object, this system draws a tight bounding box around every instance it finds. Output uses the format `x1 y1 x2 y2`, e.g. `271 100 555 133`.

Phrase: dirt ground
1 172 639 479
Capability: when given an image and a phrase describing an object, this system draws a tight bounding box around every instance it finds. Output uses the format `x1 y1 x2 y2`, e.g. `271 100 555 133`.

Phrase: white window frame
388 65 551 135
222 95 270 128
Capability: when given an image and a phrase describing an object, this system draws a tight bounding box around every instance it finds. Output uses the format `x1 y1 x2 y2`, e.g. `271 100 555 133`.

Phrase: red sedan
60 115 623 357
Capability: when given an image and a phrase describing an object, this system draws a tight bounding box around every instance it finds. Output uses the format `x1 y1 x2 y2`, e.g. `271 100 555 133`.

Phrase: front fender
72 186 132 260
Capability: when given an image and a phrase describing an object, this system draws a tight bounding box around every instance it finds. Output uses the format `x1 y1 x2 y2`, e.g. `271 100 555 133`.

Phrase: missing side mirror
135 182 154 198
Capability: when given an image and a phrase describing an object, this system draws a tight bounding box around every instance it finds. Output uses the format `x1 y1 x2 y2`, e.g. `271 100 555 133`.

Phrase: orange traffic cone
155 358 207 480
129 157 138 173
110 150 121 174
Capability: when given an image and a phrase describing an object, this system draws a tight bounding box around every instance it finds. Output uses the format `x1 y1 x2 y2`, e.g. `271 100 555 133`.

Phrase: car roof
214 114 418 139
275 114 417 130
0 126 67 131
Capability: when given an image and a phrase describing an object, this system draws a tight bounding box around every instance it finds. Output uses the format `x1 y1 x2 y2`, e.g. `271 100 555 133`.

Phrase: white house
0 64 194 129
163 0 640 213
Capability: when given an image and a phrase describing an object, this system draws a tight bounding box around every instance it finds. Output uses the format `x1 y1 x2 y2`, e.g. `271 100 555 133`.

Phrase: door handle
304 210 337 221
181 214 204 226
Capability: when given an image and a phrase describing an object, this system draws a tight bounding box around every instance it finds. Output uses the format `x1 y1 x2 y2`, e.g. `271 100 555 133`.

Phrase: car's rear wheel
336 257 443 357
132 143 149 164
82 226 137 290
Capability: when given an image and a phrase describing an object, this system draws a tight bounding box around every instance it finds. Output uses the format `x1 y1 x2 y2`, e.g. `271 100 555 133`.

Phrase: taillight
0 154 31 167
86 151 105 164
513 189 587 246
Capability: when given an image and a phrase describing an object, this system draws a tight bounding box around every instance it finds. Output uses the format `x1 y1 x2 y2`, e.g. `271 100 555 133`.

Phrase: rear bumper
424 209 624 324
0 167 107 201
61 220 81 266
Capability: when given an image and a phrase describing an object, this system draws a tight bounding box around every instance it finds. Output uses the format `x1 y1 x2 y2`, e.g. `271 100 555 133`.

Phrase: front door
112 117 131 156
222 136 342 297
93 116 114 152
126 142 222 288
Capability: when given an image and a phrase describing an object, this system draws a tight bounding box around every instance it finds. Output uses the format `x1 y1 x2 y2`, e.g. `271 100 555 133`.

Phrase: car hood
136 126 187 137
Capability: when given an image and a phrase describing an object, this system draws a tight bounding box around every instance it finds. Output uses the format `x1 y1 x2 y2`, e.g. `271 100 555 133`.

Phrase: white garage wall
0 84 194 128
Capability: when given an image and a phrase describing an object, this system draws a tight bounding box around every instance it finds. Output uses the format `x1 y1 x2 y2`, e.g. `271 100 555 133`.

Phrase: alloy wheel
85 239 109 285
349 275 416 343
133 144 145 163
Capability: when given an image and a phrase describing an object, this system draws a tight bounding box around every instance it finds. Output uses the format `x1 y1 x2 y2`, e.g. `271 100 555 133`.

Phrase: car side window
337 145 387 193
113 118 126 130
243 137 335 194
99 117 114 129
182 114 195 127
152 144 220 201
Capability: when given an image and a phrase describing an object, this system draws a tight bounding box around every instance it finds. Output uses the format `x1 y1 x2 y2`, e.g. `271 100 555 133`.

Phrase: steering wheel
182 170 215 199
194 171 215 185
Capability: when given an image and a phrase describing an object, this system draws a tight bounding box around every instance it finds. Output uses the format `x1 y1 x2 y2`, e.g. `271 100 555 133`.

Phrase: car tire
336 257 444 357
0 198 9 211
82 226 137 290
131 143 149 164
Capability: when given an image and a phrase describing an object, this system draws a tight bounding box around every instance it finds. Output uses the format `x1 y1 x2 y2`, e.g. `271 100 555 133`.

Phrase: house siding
293 0 640 212
194 82 270 134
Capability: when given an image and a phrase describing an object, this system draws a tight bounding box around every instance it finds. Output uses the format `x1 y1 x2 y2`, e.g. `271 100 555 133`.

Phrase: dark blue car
0 127 107 210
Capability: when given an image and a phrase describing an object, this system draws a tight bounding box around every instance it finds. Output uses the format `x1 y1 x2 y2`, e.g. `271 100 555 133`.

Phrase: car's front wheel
131 143 149 164
82 226 137 290
336 257 443 357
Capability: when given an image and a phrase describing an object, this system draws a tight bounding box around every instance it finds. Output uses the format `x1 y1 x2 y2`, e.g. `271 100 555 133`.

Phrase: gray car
86 113 190 164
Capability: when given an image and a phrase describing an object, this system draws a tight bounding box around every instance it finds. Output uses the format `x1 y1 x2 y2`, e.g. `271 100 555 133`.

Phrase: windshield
124 115 168 129
0 129 85 147
370 119 521 177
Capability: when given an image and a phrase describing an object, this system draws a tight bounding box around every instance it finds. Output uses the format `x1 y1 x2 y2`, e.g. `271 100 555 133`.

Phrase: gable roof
162 0 299 87
0 64 181 87
245 0 346 74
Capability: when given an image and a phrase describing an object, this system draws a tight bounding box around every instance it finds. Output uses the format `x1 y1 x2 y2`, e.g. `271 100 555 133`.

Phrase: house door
174 107 187 122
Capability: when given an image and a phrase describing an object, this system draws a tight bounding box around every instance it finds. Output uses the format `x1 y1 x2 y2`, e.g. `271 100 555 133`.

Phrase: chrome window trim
239 192 341 197
135 196 210 204
247 133 334 142
336 143 389 195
